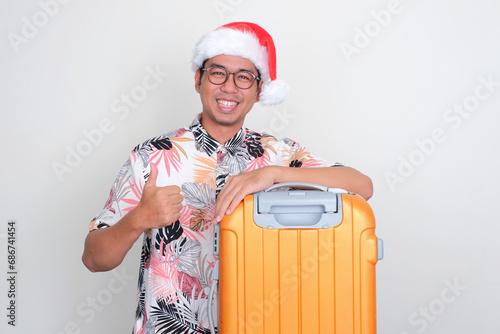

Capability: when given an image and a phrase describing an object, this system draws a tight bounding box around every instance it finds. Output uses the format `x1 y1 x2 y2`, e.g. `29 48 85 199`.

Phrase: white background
1 0 499 333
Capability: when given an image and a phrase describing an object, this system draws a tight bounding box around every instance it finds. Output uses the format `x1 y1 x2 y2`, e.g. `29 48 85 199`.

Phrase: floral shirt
89 114 340 334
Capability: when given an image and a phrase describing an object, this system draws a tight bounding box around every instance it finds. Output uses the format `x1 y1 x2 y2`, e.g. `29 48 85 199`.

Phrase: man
82 22 372 334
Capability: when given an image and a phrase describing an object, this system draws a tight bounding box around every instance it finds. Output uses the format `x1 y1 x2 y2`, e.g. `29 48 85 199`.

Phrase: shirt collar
189 114 246 156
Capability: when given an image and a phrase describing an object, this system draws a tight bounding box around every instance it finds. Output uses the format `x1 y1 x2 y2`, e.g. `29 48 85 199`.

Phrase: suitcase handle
208 260 219 334
208 224 220 334
265 182 328 192
265 182 348 194
254 183 344 229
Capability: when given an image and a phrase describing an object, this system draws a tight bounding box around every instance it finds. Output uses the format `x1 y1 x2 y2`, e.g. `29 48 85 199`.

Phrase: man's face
195 54 262 140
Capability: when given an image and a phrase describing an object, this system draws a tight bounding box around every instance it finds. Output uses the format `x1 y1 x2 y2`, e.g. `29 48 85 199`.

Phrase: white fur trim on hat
259 79 289 106
192 28 270 81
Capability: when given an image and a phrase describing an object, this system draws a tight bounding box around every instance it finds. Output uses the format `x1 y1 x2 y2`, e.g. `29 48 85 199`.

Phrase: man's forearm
82 209 145 272
274 166 373 200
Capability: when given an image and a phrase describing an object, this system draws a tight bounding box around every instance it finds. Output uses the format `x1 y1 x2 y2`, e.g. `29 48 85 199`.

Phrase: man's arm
82 163 183 272
82 210 148 272
213 165 373 222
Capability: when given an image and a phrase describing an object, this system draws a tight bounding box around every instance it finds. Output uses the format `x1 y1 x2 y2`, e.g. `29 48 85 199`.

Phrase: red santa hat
191 22 289 106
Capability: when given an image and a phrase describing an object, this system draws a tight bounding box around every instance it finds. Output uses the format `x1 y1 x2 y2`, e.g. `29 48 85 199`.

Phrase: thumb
145 162 158 189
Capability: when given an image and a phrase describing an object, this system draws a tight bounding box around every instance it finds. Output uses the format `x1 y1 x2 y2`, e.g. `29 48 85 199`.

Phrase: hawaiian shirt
89 114 341 334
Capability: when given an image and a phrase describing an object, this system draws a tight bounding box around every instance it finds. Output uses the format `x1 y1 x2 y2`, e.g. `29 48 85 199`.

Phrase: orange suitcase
209 183 383 334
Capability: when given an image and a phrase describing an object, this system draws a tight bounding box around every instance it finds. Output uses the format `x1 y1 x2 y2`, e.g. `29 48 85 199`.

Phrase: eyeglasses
201 66 260 89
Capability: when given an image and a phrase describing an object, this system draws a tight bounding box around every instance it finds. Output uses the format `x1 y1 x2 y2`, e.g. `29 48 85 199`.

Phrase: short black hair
198 59 209 85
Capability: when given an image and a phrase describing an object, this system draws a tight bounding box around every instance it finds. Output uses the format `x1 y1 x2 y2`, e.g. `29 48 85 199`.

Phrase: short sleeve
88 150 149 232
279 137 344 168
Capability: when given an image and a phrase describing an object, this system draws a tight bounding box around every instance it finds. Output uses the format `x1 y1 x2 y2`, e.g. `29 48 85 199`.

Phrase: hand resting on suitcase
214 166 276 222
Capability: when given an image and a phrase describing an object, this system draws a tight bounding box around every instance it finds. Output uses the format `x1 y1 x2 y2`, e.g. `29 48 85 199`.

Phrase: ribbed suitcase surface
214 185 382 334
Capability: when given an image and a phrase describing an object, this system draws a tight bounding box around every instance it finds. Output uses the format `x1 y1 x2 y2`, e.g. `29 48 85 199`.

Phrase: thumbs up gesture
134 162 184 230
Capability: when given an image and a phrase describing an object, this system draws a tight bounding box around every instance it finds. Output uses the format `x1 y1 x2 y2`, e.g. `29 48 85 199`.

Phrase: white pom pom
259 79 289 106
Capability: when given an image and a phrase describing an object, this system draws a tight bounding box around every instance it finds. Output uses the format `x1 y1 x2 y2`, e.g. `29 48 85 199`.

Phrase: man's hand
82 162 184 272
134 162 184 230
214 166 278 223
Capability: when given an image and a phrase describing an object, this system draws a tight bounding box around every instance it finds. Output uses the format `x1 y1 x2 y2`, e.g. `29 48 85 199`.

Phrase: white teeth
217 100 238 107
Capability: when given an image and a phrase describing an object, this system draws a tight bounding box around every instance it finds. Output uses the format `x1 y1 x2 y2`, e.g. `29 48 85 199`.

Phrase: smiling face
195 54 262 143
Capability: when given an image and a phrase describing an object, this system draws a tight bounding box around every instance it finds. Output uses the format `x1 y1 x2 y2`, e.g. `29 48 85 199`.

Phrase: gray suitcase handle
208 259 219 334
265 182 329 192
264 182 349 194
208 223 220 334
254 182 345 229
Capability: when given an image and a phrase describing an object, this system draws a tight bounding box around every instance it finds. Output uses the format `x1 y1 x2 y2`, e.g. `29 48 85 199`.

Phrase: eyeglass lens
207 67 256 89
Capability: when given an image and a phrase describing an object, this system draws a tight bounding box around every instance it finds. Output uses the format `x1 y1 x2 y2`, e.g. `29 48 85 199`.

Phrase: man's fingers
138 161 185 228
214 183 244 222
214 183 232 222
213 199 227 223
145 162 159 189
227 196 242 214
213 204 225 223
168 192 184 205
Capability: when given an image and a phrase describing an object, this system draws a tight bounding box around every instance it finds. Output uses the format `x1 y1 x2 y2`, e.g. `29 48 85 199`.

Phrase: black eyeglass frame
201 66 261 90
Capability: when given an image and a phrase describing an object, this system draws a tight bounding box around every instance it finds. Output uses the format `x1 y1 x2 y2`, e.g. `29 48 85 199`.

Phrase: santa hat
191 22 289 106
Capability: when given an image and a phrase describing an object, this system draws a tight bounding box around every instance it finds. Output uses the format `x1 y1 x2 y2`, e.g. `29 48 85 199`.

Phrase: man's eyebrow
207 63 257 74
206 63 225 69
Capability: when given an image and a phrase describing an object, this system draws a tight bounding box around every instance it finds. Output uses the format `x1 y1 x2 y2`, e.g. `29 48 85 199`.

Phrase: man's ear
255 80 263 102
194 70 201 94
